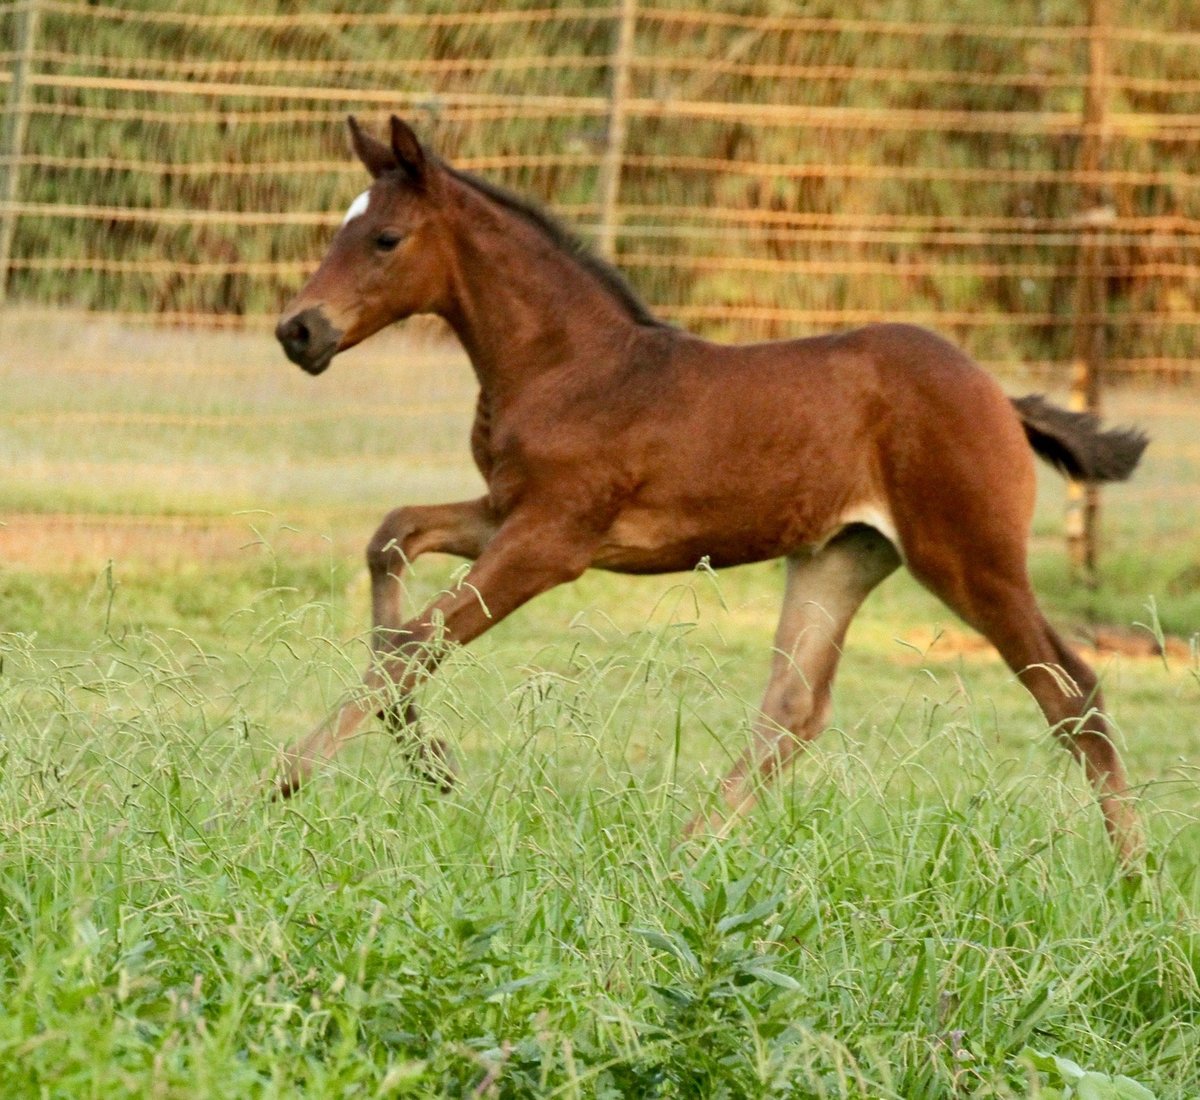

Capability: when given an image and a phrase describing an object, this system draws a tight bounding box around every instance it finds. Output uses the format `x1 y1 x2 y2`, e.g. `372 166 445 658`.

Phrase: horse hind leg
687 524 900 836
1041 619 1142 861
910 546 1143 865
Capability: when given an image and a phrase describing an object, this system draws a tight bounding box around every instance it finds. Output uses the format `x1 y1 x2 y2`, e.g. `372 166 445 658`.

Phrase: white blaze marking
341 190 370 226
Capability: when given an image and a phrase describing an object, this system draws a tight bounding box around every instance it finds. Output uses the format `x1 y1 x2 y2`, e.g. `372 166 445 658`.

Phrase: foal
275 117 1147 862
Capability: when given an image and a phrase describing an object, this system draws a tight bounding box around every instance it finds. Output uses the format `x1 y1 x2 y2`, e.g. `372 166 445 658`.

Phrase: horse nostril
275 307 342 373
276 314 311 354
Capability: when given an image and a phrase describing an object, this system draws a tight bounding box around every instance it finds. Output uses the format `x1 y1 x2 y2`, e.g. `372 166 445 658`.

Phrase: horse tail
1010 394 1148 483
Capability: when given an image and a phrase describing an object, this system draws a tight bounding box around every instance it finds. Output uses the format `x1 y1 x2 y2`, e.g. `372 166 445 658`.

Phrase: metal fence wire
2 0 1199 382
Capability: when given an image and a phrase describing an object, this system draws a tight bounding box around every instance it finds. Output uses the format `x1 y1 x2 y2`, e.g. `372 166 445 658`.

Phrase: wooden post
597 0 636 260
1066 0 1111 586
0 0 40 303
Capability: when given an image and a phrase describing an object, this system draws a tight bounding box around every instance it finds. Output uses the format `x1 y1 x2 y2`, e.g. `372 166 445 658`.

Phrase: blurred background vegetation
2 0 1199 379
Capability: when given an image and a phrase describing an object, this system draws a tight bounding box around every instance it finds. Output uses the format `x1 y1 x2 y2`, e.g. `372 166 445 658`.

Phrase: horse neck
438 181 642 400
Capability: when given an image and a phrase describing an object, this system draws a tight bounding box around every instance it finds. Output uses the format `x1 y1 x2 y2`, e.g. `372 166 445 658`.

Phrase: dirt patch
899 622 1194 664
1083 624 1195 661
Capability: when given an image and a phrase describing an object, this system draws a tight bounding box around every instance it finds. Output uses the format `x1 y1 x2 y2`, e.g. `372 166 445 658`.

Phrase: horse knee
366 508 417 579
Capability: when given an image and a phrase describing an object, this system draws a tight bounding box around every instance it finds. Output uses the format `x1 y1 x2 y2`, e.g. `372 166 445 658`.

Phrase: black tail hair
1011 394 1148 483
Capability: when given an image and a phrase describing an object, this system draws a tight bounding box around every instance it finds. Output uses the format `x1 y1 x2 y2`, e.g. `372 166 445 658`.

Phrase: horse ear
347 116 396 178
389 116 428 187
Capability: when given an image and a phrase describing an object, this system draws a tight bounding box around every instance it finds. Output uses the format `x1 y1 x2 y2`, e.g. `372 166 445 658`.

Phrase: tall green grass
1 553 1197 1098
2 321 1197 1095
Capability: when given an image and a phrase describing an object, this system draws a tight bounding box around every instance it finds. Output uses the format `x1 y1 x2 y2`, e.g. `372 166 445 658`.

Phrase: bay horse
274 116 1148 863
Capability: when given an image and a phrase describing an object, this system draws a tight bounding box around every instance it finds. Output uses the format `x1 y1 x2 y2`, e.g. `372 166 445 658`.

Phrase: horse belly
591 494 857 574
591 510 736 573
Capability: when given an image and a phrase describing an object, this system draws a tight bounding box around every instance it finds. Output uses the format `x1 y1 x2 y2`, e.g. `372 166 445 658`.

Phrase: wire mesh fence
1 0 1199 384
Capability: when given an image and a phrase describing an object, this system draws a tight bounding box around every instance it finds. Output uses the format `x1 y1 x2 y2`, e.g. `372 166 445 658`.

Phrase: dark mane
443 163 670 330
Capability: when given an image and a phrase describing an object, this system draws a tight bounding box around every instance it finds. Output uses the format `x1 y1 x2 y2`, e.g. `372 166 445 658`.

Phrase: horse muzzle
275 306 343 376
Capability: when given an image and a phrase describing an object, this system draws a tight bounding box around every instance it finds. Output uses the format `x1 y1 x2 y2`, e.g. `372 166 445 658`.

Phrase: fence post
1066 0 1112 586
0 0 40 304
597 0 636 260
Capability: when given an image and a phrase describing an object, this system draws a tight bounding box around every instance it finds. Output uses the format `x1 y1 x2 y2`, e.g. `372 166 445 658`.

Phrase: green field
1 317 1198 1097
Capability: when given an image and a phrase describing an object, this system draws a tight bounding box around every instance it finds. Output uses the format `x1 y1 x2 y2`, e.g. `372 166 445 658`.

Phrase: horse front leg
365 498 497 786
274 497 495 796
273 507 594 798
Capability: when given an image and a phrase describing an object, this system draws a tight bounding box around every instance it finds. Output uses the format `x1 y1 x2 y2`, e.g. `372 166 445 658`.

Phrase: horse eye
374 231 403 252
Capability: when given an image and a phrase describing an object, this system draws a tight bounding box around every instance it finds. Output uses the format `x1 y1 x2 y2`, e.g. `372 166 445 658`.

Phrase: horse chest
468 397 493 474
